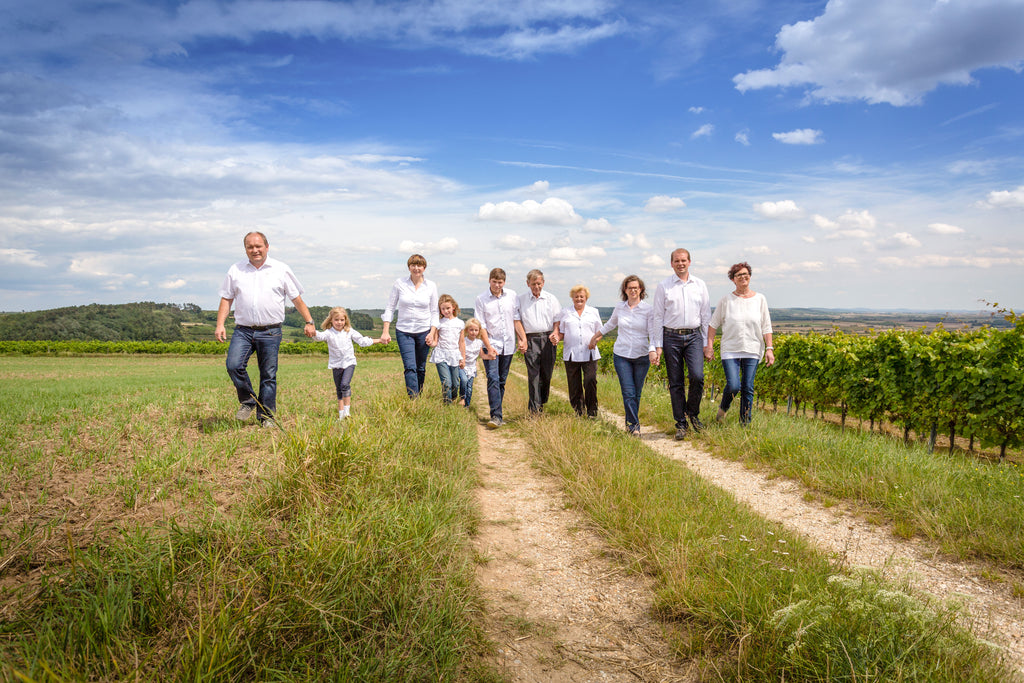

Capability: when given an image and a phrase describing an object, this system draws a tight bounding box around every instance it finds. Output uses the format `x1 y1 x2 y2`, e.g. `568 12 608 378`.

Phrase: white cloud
644 195 686 213
835 257 858 266
733 0 1024 106
929 222 965 234
812 214 839 230
470 263 490 276
528 180 550 194
838 209 878 231
754 200 803 219
735 130 751 146
801 235 817 243
691 123 714 139
442 268 461 277
477 197 581 225
983 185 1024 208
397 237 459 254
160 278 186 290
772 129 823 145
688 106 705 114
548 245 606 267
582 217 615 233
324 279 354 289
620 233 653 249
643 254 665 268
879 232 922 249
496 235 536 250
0 249 46 267
747 245 774 255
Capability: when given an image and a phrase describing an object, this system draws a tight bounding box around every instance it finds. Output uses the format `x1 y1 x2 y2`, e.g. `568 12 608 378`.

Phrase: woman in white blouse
704 262 774 425
380 254 440 397
551 284 603 418
590 275 656 436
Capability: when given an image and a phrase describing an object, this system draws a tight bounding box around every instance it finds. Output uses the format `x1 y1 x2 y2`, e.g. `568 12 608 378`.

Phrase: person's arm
514 320 527 353
762 296 775 365
764 332 775 366
651 285 665 363
215 297 233 342
291 295 316 338
479 326 496 358
380 280 400 344
704 326 717 361
459 330 467 368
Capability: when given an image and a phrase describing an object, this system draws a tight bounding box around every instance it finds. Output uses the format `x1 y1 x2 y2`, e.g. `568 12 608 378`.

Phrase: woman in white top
380 254 440 397
589 275 657 436
704 262 774 425
551 284 603 418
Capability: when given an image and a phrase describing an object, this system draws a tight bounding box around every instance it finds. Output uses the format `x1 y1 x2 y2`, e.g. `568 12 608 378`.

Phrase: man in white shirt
475 267 518 428
514 269 560 415
215 232 316 427
652 248 711 440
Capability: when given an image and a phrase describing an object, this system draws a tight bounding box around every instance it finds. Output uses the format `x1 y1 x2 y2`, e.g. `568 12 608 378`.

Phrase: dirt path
479 374 1024 679
473 423 695 682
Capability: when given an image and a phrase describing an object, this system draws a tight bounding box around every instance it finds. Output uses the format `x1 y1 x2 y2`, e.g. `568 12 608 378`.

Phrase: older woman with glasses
703 262 774 425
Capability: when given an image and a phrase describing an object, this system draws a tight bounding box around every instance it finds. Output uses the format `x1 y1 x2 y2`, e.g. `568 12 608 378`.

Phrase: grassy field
0 353 1018 681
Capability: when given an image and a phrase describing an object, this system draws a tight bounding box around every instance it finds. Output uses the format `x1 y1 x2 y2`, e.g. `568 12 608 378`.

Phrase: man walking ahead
215 231 316 428
653 248 711 440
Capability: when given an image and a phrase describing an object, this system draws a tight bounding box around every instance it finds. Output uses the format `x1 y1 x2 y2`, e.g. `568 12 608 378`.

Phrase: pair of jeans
662 328 705 429
565 359 598 417
396 329 430 397
524 333 556 413
436 363 460 403
460 370 475 407
226 325 282 420
720 357 760 425
332 365 356 399
483 354 514 421
613 353 650 432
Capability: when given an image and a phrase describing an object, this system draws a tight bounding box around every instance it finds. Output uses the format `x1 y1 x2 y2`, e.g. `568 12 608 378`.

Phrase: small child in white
430 294 466 404
460 317 493 408
315 307 381 419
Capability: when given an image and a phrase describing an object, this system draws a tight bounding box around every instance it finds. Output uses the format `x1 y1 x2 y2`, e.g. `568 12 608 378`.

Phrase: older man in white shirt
215 231 316 428
476 267 518 428
653 248 711 440
514 269 560 415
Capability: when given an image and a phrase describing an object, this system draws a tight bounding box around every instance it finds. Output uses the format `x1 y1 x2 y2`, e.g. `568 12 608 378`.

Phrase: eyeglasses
733 273 751 279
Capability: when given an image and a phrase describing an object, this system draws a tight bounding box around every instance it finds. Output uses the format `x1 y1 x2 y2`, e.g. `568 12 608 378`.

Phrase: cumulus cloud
772 129 823 145
691 123 714 139
733 0 1024 106
477 197 582 225
160 278 187 290
747 245 774 255
582 217 615 233
397 237 459 253
620 233 653 249
644 195 686 213
528 180 550 194
879 232 922 249
754 200 803 219
929 222 965 234
982 185 1024 208
643 254 665 268
470 263 490 276
688 106 705 114
548 245 606 267
496 235 536 250
0 249 46 267
735 130 751 146
324 279 354 289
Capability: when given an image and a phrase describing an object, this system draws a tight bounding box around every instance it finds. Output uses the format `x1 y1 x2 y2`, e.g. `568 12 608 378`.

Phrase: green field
0 354 1018 681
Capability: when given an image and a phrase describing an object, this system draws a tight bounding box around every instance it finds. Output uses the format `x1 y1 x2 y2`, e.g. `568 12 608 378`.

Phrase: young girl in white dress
460 317 493 408
431 295 466 404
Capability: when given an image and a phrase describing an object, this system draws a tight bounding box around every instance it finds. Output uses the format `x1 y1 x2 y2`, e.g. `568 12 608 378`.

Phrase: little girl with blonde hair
315 307 381 419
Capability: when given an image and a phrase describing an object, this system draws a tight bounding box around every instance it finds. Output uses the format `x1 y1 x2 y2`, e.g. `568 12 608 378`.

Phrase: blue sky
2 0 1023 313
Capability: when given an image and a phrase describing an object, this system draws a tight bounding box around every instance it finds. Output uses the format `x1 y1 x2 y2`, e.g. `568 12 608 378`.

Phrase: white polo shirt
218 257 304 327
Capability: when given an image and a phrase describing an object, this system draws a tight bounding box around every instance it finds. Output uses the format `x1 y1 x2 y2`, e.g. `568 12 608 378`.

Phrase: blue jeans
226 325 282 420
396 329 430 397
662 328 705 429
436 363 460 403
459 370 475 407
483 354 514 421
613 353 650 432
721 357 760 425
332 366 356 399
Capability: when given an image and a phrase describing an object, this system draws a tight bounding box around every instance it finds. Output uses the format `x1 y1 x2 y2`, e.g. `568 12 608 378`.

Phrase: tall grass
515 409 1012 681
0 355 494 681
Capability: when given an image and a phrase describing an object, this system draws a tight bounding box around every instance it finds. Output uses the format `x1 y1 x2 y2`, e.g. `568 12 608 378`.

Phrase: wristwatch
305 320 314 326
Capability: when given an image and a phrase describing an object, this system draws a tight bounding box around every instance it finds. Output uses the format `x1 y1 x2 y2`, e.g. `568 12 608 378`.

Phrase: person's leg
739 358 759 425
413 333 431 395
226 326 257 414
565 361 584 415
662 331 688 430
253 327 282 421
632 354 651 424
338 365 355 417
613 354 638 431
719 358 741 415
538 338 556 408
582 360 598 417
457 367 469 405
395 329 421 397
333 367 346 417
464 374 475 408
524 336 542 413
681 332 705 426
497 354 513 403
483 358 502 421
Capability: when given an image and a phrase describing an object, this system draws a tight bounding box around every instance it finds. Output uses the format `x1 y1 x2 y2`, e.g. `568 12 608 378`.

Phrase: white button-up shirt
557 305 603 362
218 257 304 327
314 327 374 369
382 276 440 334
600 300 655 359
651 273 711 347
475 287 518 354
515 290 561 333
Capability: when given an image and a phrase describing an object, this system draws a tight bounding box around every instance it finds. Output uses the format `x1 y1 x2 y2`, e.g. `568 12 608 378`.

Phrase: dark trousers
483 354 514 421
565 359 598 417
662 328 704 428
226 325 282 420
396 329 430 397
524 333 556 413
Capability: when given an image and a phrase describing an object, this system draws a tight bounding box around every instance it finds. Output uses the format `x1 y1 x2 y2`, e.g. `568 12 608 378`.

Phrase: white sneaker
236 404 255 421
